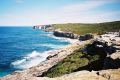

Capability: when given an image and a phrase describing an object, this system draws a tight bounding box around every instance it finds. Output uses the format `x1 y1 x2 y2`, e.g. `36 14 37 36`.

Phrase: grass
52 21 120 35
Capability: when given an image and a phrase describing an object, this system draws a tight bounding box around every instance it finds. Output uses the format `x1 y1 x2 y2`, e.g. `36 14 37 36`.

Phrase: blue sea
0 27 70 77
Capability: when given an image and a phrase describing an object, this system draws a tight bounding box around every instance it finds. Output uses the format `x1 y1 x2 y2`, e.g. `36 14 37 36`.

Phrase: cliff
53 30 93 40
53 30 80 39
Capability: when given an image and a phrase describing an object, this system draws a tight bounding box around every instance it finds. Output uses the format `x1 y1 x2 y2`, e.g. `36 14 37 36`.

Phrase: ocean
0 27 70 77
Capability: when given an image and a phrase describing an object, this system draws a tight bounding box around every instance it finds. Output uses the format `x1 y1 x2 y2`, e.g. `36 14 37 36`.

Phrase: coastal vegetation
52 21 120 35
42 41 114 78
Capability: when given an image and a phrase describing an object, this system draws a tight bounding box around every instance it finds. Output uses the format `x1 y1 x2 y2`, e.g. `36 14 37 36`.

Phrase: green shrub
42 46 102 78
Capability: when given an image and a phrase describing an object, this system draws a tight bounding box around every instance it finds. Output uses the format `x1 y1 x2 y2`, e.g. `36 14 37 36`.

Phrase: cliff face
53 30 80 39
53 30 93 40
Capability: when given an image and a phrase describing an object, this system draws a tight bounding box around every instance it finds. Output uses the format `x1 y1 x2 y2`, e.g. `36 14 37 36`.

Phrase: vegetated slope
52 21 120 35
42 41 115 78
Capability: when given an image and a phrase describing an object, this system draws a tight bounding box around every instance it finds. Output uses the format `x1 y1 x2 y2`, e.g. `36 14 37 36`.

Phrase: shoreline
2 28 120 80
0 31 75 78
0 33 86 78
1 37 91 80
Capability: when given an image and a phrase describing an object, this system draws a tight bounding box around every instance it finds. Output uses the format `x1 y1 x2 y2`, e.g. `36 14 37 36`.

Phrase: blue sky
0 0 120 26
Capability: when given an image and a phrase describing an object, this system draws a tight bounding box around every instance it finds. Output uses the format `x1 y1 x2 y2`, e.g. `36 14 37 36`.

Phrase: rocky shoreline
1 27 120 80
1 38 91 80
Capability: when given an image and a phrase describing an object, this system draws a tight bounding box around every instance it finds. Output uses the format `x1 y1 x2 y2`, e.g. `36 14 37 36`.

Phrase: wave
42 33 67 41
39 32 77 44
11 51 49 69
10 32 71 70
50 35 79 44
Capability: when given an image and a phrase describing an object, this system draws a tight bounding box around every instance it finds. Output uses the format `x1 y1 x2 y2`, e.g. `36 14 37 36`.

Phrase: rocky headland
1 24 120 80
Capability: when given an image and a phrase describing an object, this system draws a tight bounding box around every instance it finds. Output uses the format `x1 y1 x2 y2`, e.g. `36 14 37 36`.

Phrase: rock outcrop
54 70 107 80
53 30 93 40
79 34 93 41
103 40 120 69
1 69 120 80
53 30 80 39
55 69 120 80
99 68 120 80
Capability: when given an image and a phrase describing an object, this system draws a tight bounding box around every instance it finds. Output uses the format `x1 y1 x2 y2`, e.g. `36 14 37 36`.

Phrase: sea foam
11 51 49 69
10 35 70 69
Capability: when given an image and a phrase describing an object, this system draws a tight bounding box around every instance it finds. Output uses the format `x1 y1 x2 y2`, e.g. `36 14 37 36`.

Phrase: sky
0 0 120 26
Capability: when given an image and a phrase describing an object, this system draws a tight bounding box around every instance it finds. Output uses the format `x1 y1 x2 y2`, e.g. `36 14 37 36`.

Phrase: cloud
62 0 118 13
45 11 120 24
0 0 120 26
1 10 120 26
50 0 120 23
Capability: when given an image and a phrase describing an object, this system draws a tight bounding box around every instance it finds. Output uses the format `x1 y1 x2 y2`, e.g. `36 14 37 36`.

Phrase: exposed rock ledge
49 68 120 80
53 30 80 39
53 30 93 40
1 68 120 80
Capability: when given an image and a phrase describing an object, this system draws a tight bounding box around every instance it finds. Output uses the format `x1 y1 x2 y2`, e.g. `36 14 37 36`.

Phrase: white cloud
49 0 120 23
1 10 120 26
62 0 116 13
45 11 120 24
0 0 120 26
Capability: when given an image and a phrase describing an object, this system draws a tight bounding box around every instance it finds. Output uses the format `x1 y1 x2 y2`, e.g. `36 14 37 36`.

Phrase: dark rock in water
33 26 36 29
79 34 93 41
53 31 79 39
53 31 64 37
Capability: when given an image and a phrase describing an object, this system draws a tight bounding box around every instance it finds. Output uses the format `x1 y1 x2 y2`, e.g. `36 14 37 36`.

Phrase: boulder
79 34 93 41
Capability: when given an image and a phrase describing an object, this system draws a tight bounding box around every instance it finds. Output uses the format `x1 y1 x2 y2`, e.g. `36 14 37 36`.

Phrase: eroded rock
53 30 80 39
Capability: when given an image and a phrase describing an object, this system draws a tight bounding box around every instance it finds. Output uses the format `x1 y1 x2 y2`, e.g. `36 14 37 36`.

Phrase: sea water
0 27 70 77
